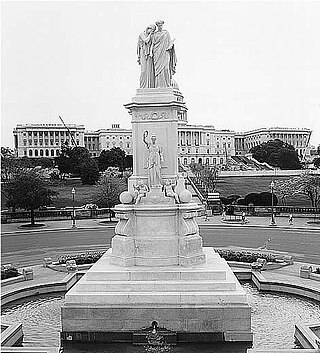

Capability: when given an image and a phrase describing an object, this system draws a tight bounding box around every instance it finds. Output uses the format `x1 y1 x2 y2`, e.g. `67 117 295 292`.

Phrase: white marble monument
61 20 252 344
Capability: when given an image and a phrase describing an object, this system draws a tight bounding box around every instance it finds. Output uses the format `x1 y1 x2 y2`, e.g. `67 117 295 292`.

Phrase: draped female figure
151 20 177 88
137 25 156 88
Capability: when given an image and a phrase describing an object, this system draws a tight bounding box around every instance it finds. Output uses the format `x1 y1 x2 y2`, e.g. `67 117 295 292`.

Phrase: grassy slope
1 176 312 210
216 176 311 207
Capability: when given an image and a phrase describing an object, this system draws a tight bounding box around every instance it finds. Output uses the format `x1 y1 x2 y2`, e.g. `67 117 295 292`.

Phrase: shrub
314 267 320 274
58 251 105 265
1 267 20 280
216 249 276 263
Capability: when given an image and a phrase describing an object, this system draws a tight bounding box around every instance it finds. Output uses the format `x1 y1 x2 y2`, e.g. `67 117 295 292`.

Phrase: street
1 225 319 267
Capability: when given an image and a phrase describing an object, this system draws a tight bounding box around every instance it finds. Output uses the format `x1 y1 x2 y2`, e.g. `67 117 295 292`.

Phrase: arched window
40 149 44 157
220 158 223 164
213 158 216 165
184 158 187 165
205 158 209 165
29 150 33 157
51 149 54 156
191 158 195 164
45 149 49 156
198 158 202 164
35 150 38 157
56 150 59 156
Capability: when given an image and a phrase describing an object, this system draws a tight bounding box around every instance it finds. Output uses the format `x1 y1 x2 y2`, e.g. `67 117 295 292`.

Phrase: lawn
216 176 311 207
49 179 96 209
1 175 312 211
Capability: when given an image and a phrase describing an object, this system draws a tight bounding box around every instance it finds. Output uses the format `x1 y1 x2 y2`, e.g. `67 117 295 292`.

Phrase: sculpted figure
137 24 156 88
133 179 149 204
143 131 163 187
163 179 180 203
151 20 177 88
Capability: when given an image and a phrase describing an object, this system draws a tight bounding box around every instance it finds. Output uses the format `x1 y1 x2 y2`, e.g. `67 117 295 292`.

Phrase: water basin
1 282 320 352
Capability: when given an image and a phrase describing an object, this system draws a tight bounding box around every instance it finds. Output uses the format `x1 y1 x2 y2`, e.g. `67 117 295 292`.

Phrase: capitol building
13 122 312 167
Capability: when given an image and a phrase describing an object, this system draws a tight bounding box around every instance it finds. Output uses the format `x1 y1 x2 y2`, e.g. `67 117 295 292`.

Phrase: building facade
13 124 85 158
235 127 312 159
13 123 312 165
178 125 235 166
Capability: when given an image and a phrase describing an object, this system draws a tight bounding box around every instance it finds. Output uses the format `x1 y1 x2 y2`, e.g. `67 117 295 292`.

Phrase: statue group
137 20 177 88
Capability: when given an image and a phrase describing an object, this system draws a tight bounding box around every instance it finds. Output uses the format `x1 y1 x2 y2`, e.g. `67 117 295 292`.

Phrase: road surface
1 225 319 267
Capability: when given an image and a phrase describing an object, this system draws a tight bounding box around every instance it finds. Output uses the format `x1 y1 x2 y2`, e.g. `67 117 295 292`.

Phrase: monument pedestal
61 247 252 342
60 83 252 344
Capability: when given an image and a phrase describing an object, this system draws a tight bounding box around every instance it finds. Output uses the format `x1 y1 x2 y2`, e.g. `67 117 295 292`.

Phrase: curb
1 223 117 235
197 222 320 232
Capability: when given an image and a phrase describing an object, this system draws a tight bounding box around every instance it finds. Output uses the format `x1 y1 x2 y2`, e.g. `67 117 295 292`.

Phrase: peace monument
61 21 252 344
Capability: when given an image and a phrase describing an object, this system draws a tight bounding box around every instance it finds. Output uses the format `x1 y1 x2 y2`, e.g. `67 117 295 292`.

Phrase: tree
98 147 127 172
93 172 127 221
274 172 320 207
79 159 100 185
273 177 301 205
296 172 320 207
54 144 99 184
1 147 17 182
6 169 57 225
313 157 320 169
250 139 302 170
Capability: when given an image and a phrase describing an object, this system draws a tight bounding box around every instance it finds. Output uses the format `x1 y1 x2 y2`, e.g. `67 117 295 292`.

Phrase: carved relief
115 212 133 236
133 111 170 121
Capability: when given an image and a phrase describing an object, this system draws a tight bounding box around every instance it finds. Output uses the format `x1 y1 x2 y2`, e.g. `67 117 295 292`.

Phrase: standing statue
152 20 177 88
143 131 163 187
137 24 156 88
137 20 177 88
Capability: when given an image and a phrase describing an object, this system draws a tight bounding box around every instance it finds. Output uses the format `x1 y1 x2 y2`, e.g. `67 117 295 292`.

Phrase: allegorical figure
143 131 163 187
137 24 156 88
151 20 177 88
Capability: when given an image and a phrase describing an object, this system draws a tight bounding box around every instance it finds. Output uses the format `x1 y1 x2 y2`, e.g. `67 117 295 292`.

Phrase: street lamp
71 188 77 228
269 181 276 226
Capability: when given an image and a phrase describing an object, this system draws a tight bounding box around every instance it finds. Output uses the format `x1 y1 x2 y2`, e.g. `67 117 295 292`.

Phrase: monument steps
65 291 248 305
74 279 237 292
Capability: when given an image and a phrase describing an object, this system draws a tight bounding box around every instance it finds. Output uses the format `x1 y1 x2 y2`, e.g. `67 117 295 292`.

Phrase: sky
1 0 320 148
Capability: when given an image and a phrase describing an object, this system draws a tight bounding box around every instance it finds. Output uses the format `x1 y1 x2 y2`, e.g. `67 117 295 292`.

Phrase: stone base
61 248 252 342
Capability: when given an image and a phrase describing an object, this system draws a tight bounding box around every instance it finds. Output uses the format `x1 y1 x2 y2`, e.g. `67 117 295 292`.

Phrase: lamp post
71 188 77 228
269 181 276 226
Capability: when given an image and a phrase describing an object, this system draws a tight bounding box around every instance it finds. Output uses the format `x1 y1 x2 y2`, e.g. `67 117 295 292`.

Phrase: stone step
85 269 227 281
74 280 237 292
65 291 248 305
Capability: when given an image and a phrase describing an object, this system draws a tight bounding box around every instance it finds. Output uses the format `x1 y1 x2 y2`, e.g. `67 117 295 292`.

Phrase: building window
207 140 210 145
29 150 32 157
213 158 216 164
183 158 187 165
35 150 38 157
207 149 210 154
76 140 79 145
51 150 54 157
40 149 44 157
45 149 49 156
205 158 209 164
24 150 27 156
56 150 59 156
220 158 224 164
24 140 27 146
127 143 130 148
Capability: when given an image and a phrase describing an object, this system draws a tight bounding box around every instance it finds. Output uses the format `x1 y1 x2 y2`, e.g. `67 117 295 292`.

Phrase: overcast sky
2 0 320 148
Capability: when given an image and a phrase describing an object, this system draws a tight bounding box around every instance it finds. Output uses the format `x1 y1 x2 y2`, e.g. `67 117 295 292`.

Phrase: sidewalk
197 214 320 229
1 214 319 234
